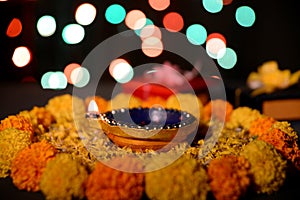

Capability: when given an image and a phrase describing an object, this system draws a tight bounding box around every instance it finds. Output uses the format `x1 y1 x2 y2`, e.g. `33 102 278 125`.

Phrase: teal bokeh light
235 6 256 27
105 4 126 24
135 18 154 36
186 24 207 45
203 0 223 13
217 48 237 69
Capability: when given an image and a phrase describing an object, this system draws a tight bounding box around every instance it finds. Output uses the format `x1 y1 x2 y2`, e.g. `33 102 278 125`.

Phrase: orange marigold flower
203 99 233 122
207 155 251 200
10 140 57 192
258 121 299 168
249 116 276 137
30 106 55 130
85 158 144 200
142 96 166 108
0 115 34 140
85 96 108 113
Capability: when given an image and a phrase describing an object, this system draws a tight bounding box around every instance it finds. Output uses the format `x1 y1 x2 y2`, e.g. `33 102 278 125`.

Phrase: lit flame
88 100 99 112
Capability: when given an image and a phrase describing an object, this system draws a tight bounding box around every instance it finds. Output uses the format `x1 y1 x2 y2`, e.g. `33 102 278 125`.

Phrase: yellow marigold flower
106 93 142 111
226 107 262 130
240 140 287 194
40 153 88 200
146 155 210 200
0 128 31 178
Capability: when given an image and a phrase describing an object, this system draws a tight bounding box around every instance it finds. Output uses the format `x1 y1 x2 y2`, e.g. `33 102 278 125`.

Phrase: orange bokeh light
125 10 146 30
163 12 184 32
140 25 162 41
141 37 163 57
223 0 233 6
6 18 22 38
206 32 227 45
64 63 81 84
148 0 170 11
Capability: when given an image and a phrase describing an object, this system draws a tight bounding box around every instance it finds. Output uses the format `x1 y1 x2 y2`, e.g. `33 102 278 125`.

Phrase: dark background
0 0 300 82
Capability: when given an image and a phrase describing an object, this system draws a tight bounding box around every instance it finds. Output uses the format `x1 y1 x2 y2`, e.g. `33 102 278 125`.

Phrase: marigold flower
40 153 88 200
85 158 144 200
106 93 142 111
46 94 85 123
0 114 34 140
141 96 166 108
0 128 31 178
10 140 57 192
240 140 287 194
249 116 276 137
226 107 262 130
146 155 210 200
207 155 251 200
166 93 204 120
203 99 233 122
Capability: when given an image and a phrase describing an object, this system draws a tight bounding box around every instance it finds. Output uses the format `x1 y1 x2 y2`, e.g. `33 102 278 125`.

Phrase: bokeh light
235 6 256 27
163 12 184 32
110 60 134 83
125 10 146 30
75 3 97 26
12 46 31 67
6 18 22 38
36 15 56 37
48 71 68 89
71 67 90 87
206 38 226 59
41 71 53 89
135 18 153 37
203 0 223 13
207 32 226 45
62 24 85 44
41 71 67 89
64 63 81 84
148 0 170 11
217 47 237 69
186 24 207 45
105 4 126 24
109 58 127 77
140 25 162 40
223 0 233 6
142 36 163 57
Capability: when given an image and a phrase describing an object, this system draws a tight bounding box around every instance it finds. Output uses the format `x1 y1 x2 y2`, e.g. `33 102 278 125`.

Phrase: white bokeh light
75 3 97 26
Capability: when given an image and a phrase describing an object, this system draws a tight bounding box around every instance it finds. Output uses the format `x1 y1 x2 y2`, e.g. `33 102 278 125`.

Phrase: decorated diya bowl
86 107 198 151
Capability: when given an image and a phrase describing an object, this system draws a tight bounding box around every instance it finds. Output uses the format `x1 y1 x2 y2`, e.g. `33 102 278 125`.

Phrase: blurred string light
62 24 85 44
140 25 162 41
207 32 226 45
36 15 56 37
235 6 256 27
125 10 146 30
163 12 184 32
109 59 134 83
105 4 126 24
134 18 153 36
41 71 67 89
186 24 207 45
202 0 223 13
64 63 81 84
75 3 97 26
148 0 170 11
142 36 164 57
205 33 227 59
222 0 233 6
70 67 90 87
6 18 22 38
217 47 237 69
12 46 31 67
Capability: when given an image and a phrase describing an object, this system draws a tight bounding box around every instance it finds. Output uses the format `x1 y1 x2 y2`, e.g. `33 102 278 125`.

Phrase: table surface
0 81 300 200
